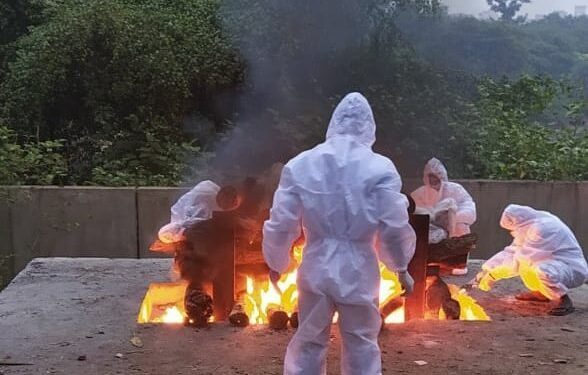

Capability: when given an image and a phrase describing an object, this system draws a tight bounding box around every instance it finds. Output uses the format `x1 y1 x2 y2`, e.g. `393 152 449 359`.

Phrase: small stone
115 353 124 359
519 353 533 357
561 327 575 332
130 337 143 348
77 355 87 361
414 360 428 366
553 359 568 364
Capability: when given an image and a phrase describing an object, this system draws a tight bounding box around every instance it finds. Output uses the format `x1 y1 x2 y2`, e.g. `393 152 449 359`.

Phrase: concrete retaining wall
2 182 588 286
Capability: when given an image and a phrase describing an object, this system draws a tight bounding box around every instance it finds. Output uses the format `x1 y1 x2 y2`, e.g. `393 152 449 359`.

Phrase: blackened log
380 297 404 319
428 234 477 262
425 275 461 320
184 284 213 327
289 311 299 329
405 214 429 321
229 302 250 327
267 308 289 330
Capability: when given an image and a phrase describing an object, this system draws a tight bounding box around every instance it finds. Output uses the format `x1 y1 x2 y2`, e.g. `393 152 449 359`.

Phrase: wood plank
404 214 429 321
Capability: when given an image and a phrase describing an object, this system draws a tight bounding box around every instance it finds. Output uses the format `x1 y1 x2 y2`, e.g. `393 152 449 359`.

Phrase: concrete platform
0 258 587 375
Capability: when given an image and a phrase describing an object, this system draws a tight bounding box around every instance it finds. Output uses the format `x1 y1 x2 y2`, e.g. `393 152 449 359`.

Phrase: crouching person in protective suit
476 204 588 316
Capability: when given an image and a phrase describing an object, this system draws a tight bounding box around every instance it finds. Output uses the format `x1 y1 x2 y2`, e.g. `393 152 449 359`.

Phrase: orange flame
242 245 489 324
139 245 489 325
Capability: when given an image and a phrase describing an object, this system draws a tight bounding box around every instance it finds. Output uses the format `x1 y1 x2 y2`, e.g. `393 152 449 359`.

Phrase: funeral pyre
138 175 490 328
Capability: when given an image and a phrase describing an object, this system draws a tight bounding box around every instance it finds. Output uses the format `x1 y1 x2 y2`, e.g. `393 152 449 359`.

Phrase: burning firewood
289 311 299 329
380 296 403 319
184 283 213 327
380 297 403 330
428 234 477 263
229 302 250 327
267 306 289 330
426 275 460 320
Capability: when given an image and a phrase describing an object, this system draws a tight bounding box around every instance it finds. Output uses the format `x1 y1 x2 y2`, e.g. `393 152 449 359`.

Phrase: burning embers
137 246 490 327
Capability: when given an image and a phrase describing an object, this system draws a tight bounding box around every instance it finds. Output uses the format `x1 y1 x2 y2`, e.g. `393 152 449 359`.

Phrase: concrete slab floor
0 258 587 375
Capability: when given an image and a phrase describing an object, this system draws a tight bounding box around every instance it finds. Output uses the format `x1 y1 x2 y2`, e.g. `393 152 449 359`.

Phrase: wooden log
267 307 289 330
229 302 250 327
405 214 429 321
211 212 236 322
184 284 213 327
289 311 299 329
428 233 477 263
380 296 404 319
380 296 404 331
425 271 461 320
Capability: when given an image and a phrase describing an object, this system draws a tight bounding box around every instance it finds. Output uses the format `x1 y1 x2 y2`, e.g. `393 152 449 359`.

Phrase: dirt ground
0 258 587 375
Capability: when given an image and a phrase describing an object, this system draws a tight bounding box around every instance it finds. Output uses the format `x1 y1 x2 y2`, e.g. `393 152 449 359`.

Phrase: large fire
241 245 489 325
138 245 489 325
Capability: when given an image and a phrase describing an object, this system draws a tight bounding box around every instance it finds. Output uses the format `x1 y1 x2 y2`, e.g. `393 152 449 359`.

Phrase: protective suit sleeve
262 166 302 274
410 186 427 209
482 244 519 279
453 184 476 225
376 172 416 272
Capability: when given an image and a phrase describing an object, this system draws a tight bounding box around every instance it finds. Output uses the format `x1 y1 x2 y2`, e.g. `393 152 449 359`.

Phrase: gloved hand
269 270 281 284
475 270 496 292
398 271 414 296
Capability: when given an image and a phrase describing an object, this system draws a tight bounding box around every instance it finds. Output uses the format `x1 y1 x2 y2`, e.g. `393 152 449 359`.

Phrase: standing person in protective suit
263 92 416 375
411 158 477 275
476 204 588 316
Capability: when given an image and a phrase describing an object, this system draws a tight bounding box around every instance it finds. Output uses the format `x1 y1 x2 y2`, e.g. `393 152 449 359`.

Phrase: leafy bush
0 124 67 185
449 75 588 180
1 0 242 185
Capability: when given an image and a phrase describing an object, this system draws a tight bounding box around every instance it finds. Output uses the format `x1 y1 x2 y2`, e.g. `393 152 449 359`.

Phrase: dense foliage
448 75 588 180
0 0 587 185
1 0 241 185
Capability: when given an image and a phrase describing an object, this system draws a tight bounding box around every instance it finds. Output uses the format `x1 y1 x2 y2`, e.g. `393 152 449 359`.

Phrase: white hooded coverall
158 180 221 243
411 158 476 237
263 93 416 375
482 204 588 300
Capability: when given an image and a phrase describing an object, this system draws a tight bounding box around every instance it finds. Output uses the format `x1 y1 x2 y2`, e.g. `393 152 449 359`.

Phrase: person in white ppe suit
263 92 416 375
411 158 477 275
158 181 241 244
476 204 588 316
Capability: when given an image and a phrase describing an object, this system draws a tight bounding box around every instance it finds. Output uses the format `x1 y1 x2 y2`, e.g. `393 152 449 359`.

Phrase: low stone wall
2 181 588 285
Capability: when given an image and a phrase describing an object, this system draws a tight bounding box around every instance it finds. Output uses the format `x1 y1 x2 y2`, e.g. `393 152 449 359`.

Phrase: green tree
486 0 531 22
448 75 588 181
1 0 242 186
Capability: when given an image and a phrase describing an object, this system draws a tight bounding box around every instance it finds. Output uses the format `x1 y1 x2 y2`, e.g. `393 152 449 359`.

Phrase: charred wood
229 302 250 327
184 284 213 327
425 275 461 320
267 308 289 330
428 233 477 262
289 311 299 329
